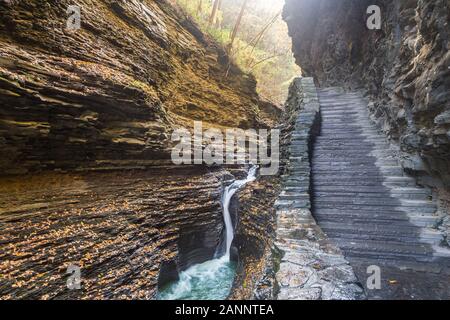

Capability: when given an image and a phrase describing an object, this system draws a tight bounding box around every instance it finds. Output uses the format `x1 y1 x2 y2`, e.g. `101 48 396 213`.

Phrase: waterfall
158 166 257 300
221 165 257 260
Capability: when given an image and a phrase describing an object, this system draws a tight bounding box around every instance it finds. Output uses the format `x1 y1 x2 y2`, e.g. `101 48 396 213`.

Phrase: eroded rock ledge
0 167 228 299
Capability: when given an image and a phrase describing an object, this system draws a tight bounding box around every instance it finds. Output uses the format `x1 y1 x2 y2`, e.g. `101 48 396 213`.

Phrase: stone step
320 127 378 132
312 167 404 176
331 238 434 260
315 143 390 150
283 186 309 193
315 136 387 141
314 186 430 195
318 222 444 245
314 195 435 207
346 256 450 274
313 144 389 149
313 154 395 161
320 108 363 111
313 160 398 166
314 210 441 227
315 135 386 141
314 204 436 216
274 199 310 209
315 190 430 201
313 154 399 161
340 247 434 263
322 230 441 248
319 100 364 105
278 191 310 201
313 180 417 188
314 202 436 213
314 185 431 199
312 165 402 172
314 176 414 182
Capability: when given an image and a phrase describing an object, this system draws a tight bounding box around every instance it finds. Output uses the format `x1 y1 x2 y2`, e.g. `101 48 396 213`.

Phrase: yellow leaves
11 280 26 288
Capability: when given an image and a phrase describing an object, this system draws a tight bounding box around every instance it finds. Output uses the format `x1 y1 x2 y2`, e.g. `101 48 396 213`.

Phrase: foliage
175 0 301 106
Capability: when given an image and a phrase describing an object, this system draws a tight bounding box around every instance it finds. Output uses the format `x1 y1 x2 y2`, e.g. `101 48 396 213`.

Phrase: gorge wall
283 0 450 189
0 0 279 299
0 0 276 174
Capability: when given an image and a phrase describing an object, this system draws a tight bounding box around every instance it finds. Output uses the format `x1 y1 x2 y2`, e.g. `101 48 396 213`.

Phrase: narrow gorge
0 0 280 300
0 0 449 302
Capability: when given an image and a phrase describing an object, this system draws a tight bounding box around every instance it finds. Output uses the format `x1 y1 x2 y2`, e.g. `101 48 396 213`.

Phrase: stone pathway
312 88 450 299
274 78 364 300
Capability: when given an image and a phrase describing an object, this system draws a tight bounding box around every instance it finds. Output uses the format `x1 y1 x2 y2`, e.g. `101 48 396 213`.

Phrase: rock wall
283 0 450 189
0 167 227 299
228 175 280 300
0 0 274 174
0 0 280 300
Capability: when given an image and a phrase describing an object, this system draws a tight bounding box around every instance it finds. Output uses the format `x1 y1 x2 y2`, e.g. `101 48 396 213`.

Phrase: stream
158 166 257 300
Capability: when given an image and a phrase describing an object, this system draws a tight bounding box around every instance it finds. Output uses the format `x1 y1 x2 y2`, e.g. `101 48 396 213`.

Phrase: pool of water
157 256 237 300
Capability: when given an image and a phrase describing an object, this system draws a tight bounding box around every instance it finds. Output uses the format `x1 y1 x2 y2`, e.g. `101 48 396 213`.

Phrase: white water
222 165 257 260
158 166 258 300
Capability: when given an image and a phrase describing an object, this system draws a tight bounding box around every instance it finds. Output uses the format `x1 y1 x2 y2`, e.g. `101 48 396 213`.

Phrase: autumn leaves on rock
0 0 274 174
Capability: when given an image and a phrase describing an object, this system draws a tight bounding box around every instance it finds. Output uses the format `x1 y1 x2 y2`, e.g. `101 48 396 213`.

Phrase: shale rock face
229 176 280 300
284 0 450 188
0 0 271 174
0 0 279 300
0 167 227 299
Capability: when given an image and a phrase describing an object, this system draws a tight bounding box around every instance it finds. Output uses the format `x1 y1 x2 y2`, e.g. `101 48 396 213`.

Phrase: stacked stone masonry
273 78 365 300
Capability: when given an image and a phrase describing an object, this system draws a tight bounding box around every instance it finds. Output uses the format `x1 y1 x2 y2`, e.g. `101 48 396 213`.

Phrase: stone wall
273 78 365 300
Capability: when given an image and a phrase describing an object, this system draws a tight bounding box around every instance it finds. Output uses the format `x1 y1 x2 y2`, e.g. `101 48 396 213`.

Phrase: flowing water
158 166 257 300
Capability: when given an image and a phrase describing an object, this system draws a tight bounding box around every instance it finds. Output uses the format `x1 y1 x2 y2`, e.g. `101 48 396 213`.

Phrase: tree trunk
197 0 203 17
230 0 248 48
209 0 220 26
215 0 223 28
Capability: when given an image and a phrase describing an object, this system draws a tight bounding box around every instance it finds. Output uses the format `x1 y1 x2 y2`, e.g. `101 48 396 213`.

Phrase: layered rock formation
229 175 280 300
0 0 280 299
283 0 450 188
0 0 274 174
0 167 228 299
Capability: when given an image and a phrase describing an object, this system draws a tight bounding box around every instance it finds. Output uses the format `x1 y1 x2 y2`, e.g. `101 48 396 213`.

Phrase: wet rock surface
284 0 450 189
0 167 228 299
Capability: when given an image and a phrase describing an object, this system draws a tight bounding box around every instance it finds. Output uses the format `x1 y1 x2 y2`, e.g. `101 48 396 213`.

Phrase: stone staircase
274 78 365 300
312 87 450 299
